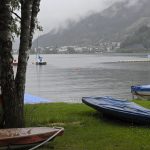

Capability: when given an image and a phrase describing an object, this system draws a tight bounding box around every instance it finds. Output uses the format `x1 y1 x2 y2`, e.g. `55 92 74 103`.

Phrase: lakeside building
30 41 121 54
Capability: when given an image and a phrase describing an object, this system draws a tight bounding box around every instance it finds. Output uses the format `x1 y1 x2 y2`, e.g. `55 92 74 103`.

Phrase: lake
21 53 150 102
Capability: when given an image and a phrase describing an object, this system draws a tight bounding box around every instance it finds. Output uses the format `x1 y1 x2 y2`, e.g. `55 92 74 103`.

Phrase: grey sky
38 0 122 34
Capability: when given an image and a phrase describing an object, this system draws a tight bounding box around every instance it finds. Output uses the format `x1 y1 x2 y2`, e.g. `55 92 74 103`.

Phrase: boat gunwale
0 127 64 141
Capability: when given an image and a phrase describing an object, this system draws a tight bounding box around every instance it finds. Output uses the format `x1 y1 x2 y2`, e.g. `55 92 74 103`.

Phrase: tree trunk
15 0 34 128
0 0 41 128
15 0 41 109
0 0 23 128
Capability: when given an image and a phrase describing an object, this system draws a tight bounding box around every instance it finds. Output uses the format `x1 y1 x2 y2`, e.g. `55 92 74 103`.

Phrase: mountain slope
121 25 150 49
33 0 150 48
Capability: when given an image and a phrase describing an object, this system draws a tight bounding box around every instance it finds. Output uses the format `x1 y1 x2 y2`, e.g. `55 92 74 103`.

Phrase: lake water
21 53 150 102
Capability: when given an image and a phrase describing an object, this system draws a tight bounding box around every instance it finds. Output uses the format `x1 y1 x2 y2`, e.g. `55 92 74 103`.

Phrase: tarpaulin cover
131 85 150 92
24 94 54 104
82 96 150 115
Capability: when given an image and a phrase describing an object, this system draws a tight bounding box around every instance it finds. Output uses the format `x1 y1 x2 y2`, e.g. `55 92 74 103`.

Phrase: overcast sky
37 0 122 34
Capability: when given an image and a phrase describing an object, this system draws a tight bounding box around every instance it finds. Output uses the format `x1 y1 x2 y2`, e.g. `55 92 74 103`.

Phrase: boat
12 59 18 66
36 55 47 65
0 127 64 149
131 85 150 100
36 61 47 65
82 96 150 124
35 35 47 65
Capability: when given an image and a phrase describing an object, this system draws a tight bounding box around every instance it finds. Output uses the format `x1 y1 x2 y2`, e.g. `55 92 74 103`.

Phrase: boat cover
24 94 54 104
82 96 150 118
131 85 150 92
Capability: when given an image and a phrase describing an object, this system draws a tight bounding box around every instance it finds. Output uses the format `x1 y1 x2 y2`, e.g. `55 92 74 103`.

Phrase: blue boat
131 85 150 100
82 96 150 124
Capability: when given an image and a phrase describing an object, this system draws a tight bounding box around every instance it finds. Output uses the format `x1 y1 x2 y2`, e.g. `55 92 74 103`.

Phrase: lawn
25 100 150 150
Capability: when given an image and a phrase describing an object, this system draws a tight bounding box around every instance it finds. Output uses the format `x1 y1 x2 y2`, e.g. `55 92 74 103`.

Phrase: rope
28 127 64 150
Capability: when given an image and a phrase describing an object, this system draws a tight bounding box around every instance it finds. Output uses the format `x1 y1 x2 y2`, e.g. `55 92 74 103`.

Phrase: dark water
22 53 150 102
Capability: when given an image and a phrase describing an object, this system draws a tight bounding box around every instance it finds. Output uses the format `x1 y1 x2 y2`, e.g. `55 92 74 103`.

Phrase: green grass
25 101 150 150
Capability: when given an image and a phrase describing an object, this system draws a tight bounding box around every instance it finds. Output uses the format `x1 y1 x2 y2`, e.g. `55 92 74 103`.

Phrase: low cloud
38 0 123 34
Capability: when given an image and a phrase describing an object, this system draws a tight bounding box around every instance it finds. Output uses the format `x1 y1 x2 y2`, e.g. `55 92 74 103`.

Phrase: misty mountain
121 25 150 49
33 0 150 48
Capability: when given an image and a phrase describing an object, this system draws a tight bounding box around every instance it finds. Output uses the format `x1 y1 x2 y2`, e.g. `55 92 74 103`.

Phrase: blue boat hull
82 97 150 124
131 85 150 100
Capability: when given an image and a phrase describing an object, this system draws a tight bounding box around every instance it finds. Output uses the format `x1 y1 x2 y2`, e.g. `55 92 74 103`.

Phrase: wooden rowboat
0 127 64 149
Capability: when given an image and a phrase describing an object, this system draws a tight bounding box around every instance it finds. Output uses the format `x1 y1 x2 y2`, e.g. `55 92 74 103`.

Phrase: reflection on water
25 54 150 102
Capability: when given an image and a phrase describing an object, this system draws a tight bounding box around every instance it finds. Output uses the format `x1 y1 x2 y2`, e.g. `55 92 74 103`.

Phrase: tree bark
0 0 41 128
0 0 23 128
15 0 41 126
15 0 34 128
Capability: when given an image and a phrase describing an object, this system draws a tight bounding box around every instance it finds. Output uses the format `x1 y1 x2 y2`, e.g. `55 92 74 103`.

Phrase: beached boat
131 85 150 100
82 96 150 124
0 127 64 149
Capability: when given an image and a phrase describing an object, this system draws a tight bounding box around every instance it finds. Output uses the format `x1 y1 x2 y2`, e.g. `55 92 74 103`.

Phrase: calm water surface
22 53 150 102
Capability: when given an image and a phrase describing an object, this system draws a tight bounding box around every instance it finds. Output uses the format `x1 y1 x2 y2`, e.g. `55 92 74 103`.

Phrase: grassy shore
25 100 150 150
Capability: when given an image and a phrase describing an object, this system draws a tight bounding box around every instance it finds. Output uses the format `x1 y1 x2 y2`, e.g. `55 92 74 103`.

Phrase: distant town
13 42 121 54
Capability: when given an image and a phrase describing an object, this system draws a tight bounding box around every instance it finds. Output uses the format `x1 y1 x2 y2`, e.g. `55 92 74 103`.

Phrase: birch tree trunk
15 0 34 128
0 0 41 128
0 0 21 128
15 0 41 127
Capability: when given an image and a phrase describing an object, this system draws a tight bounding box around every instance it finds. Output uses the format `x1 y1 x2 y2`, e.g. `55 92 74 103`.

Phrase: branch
11 10 21 20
